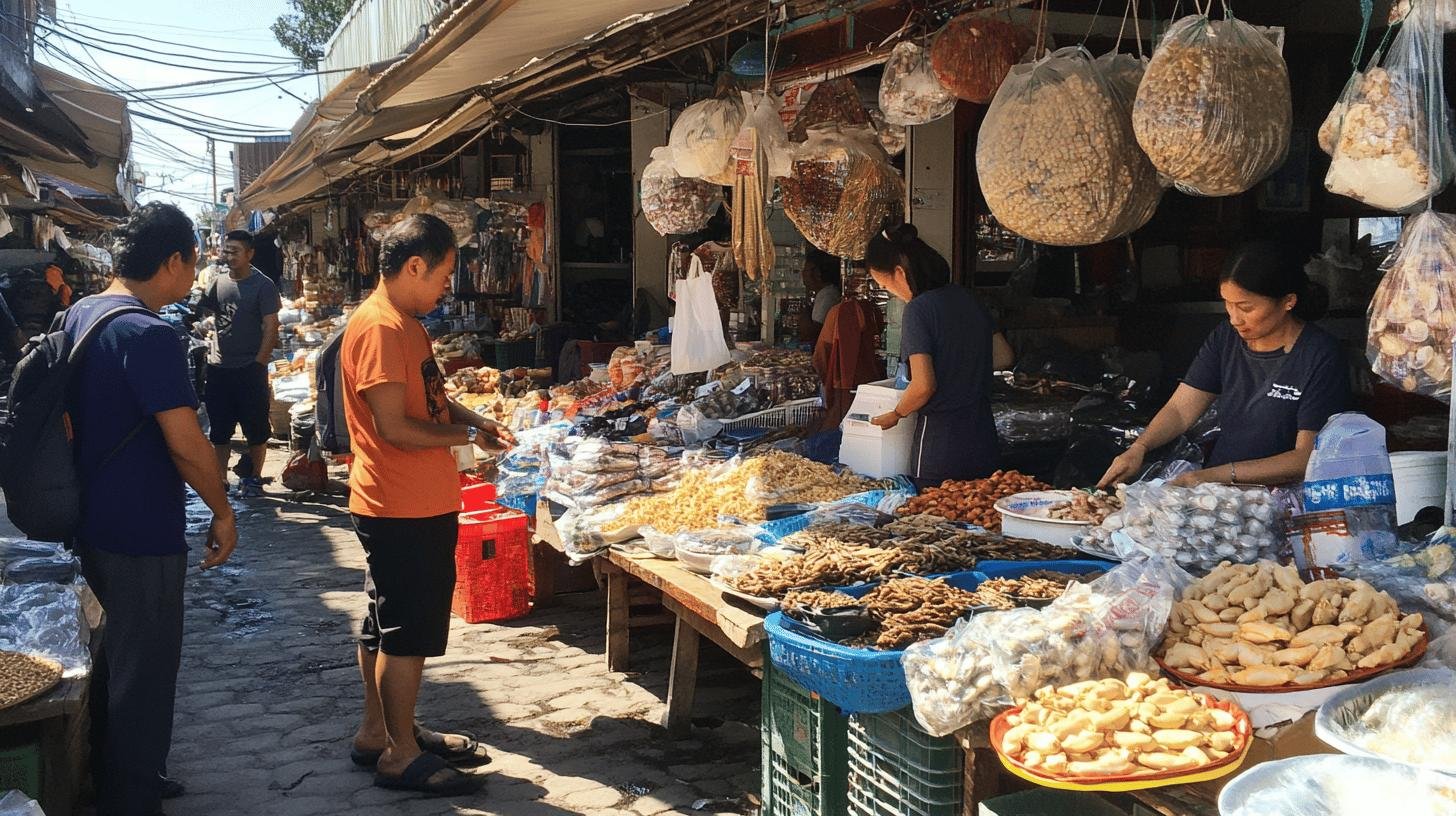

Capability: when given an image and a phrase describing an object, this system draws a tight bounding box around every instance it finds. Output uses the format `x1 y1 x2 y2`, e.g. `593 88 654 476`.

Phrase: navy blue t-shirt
901 284 996 414
62 294 198 555
1183 321 1350 468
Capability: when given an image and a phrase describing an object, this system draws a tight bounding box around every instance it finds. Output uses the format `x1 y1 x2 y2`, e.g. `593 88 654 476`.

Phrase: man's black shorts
203 362 271 446
353 512 458 657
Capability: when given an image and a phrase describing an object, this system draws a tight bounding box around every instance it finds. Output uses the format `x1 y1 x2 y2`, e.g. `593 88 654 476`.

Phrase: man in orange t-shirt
341 214 514 797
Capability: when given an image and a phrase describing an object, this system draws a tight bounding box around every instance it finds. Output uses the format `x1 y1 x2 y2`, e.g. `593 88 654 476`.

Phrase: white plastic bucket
1389 451 1446 524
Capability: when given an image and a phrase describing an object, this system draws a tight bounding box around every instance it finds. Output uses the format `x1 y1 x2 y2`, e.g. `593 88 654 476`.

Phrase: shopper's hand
201 511 238 570
472 418 517 451
1098 445 1147 489
870 411 900 430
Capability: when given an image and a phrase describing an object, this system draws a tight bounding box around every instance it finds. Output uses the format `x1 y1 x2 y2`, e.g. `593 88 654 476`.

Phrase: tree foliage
271 0 353 69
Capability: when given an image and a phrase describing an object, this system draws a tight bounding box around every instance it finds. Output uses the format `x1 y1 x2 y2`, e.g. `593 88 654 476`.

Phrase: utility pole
208 138 217 228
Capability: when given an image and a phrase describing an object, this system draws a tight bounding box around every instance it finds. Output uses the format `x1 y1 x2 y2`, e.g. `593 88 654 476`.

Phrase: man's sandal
373 753 485 796
351 725 491 768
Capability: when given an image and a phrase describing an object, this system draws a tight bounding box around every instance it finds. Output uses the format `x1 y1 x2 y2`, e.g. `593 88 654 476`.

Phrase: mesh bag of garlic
930 13 1037 105
1321 0 1455 212
1132 13 1291 197
879 40 958 126
977 47 1163 247
1367 210 1456 400
641 147 723 237
781 125 906 260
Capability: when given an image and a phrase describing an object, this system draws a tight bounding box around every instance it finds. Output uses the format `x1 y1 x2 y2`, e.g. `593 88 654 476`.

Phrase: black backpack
315 325 351 455
0 305 152 542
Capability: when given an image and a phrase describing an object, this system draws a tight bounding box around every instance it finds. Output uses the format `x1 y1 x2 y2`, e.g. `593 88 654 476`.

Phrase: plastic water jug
1294 413 1397 574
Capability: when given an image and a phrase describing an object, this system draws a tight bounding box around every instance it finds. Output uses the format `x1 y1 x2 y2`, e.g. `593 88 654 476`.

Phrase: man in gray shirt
197 230 281 496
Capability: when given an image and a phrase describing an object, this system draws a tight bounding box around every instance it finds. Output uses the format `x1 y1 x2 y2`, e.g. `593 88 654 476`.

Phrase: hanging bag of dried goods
781 125 905 259
1132 5 1291 197
730 93 779 281
1367 209 1456 399
669 78 747 185
879 40 958 125
786 77 870 142
977 46 1163 246
1322 0 1455 211
641 147 722 236
671 255 732 375
931 11 1037 104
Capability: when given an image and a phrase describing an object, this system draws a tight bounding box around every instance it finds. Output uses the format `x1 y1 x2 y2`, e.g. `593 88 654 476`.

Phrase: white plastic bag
1367 210 1456 398
670 255 731 375
641 146 722 236
669 91 746 185
1323 0 1455 211
879 40 957 125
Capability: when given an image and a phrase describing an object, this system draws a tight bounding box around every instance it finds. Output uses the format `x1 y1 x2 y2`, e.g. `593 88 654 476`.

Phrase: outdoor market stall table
533 501 765 737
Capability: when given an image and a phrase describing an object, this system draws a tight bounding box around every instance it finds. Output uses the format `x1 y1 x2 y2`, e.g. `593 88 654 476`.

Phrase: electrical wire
37 23 307 77
38 14 302 64
504 103 669 128
52 8 285 42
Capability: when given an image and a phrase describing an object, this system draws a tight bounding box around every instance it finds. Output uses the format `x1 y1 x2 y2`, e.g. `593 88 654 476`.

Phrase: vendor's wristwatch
466 425 479 444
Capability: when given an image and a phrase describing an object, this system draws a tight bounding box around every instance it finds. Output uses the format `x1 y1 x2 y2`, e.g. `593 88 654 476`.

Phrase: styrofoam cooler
1390 450 1446 523
838 379 916 478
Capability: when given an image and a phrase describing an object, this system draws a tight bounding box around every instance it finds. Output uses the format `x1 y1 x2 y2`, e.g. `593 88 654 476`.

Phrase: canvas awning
23 64 131 199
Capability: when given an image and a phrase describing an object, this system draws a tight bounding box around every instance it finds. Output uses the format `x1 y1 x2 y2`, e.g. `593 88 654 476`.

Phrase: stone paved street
58 452 763 816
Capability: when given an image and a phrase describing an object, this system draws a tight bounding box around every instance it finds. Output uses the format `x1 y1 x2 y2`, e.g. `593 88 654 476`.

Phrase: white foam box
839 379 916 478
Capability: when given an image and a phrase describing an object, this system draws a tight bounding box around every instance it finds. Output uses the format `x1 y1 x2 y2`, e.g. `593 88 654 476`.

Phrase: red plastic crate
452 506 533 623
461 482 497 511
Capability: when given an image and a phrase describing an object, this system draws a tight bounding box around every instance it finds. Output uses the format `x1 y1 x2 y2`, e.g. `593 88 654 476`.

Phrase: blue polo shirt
62 294 199 555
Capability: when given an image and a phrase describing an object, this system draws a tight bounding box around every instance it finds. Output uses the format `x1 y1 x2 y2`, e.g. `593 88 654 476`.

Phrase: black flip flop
374 753 485 796
351 727 492 768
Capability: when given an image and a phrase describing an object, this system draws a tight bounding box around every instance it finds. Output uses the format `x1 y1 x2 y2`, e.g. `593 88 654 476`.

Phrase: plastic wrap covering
1095 481 1284 572
1336 531 1456 634
781 126 905 259
669 90 746 185
0 792 44 816
1132 14 1291 197
731 91 791 179
641 146 722 236
1322 0 1454 211
0 538 79 584
978 47 1163 247
1315 668 1456 773
1367 210 1456 399
1217 755 1456 816
543 439 677 510
879 40 957 125
868 107 906 157
994 400 1075 444
786 78 869 142
0 582 90 677
902 556 1187 736
930 14 1036 104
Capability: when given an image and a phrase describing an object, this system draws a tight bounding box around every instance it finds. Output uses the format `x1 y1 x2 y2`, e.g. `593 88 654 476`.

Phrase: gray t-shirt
201 268 282 368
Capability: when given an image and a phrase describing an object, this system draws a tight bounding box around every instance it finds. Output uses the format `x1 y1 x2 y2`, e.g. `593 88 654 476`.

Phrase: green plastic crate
0 738 42 801
489 339 535 369
847 708 963 816
761 654 849 816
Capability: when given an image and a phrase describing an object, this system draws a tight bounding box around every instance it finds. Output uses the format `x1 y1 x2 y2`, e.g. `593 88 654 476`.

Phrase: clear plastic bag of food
1367 210 1456 399
879 41 957 125
0 791 45 816
1336 531 1456 632
781 125 905 259
1220 755 1456 816
636 526 681 558
930 13 1037 104
731 91 791 179
786 78 869 142
669 88 746 185
868 107 907 157
1 553 80 584
1096 51 1166 237
1316 668 1456 772
1111 481 1284 572
0 582 90 677
902 614 1002 736
978 47 1164 247
1132 13 1291 196
641 146 723 236
1323 1 1455 211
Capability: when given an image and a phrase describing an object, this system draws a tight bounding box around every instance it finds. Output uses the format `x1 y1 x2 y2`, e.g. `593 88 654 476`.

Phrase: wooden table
533 502 766 736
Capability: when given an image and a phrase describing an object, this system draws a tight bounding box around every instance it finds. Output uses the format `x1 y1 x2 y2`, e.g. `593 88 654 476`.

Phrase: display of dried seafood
898 471 1051 530
1048 491 1123 525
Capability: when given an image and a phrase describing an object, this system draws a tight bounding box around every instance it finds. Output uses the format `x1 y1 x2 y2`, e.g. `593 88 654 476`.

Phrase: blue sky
36 0 322 215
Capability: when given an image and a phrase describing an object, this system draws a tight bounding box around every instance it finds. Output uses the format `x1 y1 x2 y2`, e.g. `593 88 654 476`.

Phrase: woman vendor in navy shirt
1099 242 1351 489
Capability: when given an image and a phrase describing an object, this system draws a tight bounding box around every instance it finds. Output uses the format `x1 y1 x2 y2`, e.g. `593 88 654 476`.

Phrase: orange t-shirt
341 292 458 518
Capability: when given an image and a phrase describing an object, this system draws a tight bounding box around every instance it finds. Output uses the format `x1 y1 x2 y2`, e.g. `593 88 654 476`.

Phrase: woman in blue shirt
867 224 1014 488
1099 242 1350 489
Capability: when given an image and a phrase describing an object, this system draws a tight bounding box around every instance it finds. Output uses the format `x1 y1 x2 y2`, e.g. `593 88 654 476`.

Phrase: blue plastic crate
765 572 982 714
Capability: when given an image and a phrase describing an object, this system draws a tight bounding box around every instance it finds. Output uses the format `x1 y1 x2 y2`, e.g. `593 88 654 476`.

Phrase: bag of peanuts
1321 0 1455 211
930 13 1037 104
1367 209 1456 399
669 83 747 186
977 46 1164 247
641 147 723 237
879 40 958 125
1132 13 1291 197
780 125 905 259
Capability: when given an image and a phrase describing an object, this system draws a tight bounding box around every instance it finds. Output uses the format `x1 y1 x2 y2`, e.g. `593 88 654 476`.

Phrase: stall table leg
602 563 630 672
663 618 701 738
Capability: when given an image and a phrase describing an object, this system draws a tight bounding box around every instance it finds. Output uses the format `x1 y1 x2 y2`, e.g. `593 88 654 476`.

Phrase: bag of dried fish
1367 210 1456 399
930 13 1037 104
1110 481 1284 572
640 147 723 236
781 125 905 260
879 40 957 125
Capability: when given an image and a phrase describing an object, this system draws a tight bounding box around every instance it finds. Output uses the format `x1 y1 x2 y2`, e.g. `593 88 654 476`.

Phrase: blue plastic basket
974 559 1113 578
760 490 915 541
765 572 982 715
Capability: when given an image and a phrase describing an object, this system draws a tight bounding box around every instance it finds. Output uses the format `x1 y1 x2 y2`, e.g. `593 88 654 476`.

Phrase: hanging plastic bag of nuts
1097 50 1166 237
780 125 905 259
641 147 722 237
977 46 1163 247
931 12 1037 104
1321 0 1455 212
1367 209 1456 400
879 40 958 125
1132 10 1291 197
669 78 747 185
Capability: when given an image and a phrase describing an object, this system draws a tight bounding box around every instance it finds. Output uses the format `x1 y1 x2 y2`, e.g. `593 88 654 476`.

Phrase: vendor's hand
1098 445 1146 489
1168 470 1204 488
201 511 237 570
871 411 900 430
472 418 516 451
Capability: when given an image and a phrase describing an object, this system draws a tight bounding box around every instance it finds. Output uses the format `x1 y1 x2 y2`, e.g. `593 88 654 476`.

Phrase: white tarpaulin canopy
357 0 688 111
26 64 131 199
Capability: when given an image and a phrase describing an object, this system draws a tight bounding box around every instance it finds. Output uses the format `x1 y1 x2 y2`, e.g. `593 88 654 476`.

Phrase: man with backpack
196 229 281 497
54 203 236 816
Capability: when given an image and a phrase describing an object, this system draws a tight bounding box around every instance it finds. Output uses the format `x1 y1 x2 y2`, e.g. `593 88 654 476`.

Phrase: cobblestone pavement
67 451 763 816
